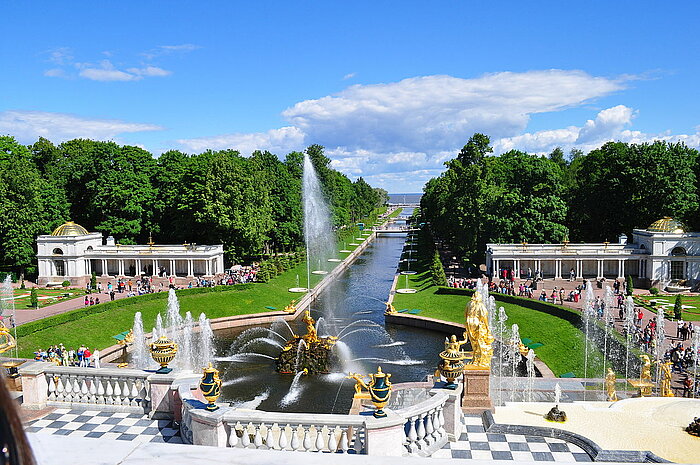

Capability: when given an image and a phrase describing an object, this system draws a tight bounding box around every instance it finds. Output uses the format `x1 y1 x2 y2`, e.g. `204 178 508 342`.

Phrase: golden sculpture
302 309 319 344
149 335 178 374
436 332 469 389
636 354 653 396
464 291 494 369
0 322 16 354
284 300 297 314
384 301 396 315
660 361 674 397
605 368 618 401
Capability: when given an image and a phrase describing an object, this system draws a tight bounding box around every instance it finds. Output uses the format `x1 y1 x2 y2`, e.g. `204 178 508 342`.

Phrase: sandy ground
494 397 700 463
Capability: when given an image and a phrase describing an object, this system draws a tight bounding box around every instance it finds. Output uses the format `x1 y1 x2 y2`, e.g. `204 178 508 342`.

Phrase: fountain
302 153 336 291
544 383 567 422
623 296 635 384
131 312 150 369
276 310 340 374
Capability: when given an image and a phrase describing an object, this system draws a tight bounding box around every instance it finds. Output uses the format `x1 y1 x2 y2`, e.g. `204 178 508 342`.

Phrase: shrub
90 272 97 293
625 275 633 296
649 287 659 295
30 288 38 308
62 280 71 288
20 279 25 290
673 295 683 320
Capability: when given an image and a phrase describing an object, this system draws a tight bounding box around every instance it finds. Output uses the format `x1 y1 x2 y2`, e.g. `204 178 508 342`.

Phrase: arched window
671 246 686 256
640 244 646 250
86 246 93 251
52 248 63 255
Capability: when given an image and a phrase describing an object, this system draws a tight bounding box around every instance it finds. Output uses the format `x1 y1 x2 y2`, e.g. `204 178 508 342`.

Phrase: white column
152 259 157 277
217 255 224 274
555 259 562 279
187 259 193 277
101 259 108 277
597 259 603 278
170 260 176 276
136 259 142 276
494 259 499 276
118 259 124 276
515 259 521 278
205 260 212 276
618 259 625 279
576 259 582 279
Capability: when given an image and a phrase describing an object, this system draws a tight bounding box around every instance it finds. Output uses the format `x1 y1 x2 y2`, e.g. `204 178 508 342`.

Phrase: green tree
673 294 683 320
30 287 38 309
626 275 633 296
430 250 447 286
567 141 699 241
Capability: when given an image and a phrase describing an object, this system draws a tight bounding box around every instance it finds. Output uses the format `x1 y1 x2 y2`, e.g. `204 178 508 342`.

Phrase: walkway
14 290 133 326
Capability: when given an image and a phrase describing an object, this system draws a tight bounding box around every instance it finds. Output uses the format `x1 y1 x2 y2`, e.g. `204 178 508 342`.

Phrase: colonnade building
36 222 225 286
486 217 700 290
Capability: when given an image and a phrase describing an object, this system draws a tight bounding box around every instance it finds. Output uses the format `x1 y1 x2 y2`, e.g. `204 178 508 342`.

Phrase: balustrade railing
396 391 448 456
43 366 150 412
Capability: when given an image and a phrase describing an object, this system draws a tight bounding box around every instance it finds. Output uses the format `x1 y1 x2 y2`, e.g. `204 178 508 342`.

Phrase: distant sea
388 193 422 204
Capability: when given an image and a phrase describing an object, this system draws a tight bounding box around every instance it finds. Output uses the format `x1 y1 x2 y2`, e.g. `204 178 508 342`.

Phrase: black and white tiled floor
24 408 182 444
430 415 592 462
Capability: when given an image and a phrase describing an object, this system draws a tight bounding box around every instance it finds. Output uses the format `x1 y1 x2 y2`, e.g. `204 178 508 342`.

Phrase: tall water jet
654 306 666 391
494 306 508 406
196 312 215 370
624 296 635 384
302 153 336 291
582 280 595 398
525 349 536 402
509 323 521 402
602 285 614 386
179 312 195 371
131 312 150 369
692 329 700 398
155 313 164 339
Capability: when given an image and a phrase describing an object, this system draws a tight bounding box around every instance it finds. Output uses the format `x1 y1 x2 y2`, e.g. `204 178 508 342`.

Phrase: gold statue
464 291 494 369
302 309 319 344
639 354 653 396
605 368 618 401
384 301 396 315
0 322 16 354
660 361 674 397
284 300 297 314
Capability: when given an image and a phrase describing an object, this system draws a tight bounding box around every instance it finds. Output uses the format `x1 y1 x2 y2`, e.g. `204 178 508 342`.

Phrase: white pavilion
36 221 224 286
486 217 700 290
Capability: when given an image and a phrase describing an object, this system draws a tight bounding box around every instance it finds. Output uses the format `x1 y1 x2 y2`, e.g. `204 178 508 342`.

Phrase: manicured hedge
16 284 255 338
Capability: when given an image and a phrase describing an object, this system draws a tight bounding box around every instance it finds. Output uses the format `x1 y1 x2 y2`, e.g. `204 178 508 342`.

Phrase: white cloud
492 104 700 156
43 68 67 78
75 60 172 82
282 70 626 153
176 126 306 155
343 72 356 80
0 110 162 144
46 47 73 65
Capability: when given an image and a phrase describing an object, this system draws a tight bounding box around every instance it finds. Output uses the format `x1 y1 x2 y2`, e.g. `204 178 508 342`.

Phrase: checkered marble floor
24 408 182 444
431 415 592 462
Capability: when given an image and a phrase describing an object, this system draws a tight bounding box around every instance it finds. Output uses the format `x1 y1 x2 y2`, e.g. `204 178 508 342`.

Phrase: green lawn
16 208 400 358
8 288 85 309
393 234 606 377
636 294 700 321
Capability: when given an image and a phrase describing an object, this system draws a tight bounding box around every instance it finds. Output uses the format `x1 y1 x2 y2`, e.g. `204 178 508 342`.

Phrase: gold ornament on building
149 335 178 374
50 221 89 237
647 217 687 234
464 291 494 369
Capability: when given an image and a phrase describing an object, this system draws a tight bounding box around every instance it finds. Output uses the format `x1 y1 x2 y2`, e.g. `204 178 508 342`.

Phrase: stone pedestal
462 368 493 414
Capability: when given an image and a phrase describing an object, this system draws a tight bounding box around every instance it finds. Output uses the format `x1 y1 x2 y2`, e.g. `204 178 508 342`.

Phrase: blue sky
1 1 699 192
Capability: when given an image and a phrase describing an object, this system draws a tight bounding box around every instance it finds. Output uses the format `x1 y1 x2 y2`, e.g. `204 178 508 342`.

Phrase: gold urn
149 336 178 374
436 333 468 389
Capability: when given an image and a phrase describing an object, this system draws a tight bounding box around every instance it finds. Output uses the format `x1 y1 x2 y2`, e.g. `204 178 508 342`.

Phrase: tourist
93 349 100 368
569 268 575 281
84 296 89 306
95 297 100 304
678 318 684 338
77 345 85 366
83 347 92 367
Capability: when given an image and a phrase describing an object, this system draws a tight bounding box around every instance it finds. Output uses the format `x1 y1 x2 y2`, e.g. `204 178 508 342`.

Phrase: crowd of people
33 344 100 368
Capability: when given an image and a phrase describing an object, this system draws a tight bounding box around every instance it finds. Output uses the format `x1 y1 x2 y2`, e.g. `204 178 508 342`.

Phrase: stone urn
368 366 392 418
199 362 222 411
149 336 178 374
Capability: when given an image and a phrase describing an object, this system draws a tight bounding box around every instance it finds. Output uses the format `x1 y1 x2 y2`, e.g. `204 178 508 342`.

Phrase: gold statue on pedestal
284 300 297 314
464 291 494 369
605 368 618 401
660 361 674 397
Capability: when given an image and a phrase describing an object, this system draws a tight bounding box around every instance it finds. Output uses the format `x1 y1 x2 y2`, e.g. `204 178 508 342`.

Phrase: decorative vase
368 366 392 418
200 362 221 411
149 336 178 374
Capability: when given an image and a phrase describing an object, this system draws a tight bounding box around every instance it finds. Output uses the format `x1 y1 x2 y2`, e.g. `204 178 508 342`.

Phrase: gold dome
50 221 89 236
647 217 687 234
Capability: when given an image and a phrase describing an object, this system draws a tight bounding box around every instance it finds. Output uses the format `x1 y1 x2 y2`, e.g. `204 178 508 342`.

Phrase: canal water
216 209 448 413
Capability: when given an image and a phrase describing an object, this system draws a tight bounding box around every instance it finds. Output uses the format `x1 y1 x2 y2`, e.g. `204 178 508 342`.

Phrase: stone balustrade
395 390 450 456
